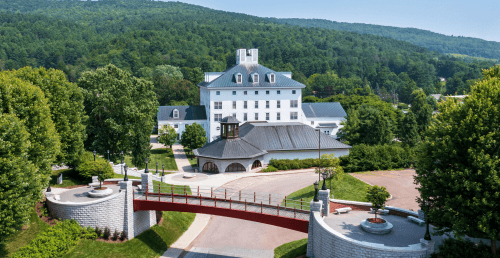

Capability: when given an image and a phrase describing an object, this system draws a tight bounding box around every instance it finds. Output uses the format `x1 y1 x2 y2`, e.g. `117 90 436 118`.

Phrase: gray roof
239 122 351 151
198 64 305 88
221 116 240 124
302 102 347 118
317 123 338 128
193 138 267 160
157 106 207 121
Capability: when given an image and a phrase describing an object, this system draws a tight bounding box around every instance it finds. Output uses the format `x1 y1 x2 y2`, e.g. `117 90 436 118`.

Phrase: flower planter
88 187 114 198
360 218 393 234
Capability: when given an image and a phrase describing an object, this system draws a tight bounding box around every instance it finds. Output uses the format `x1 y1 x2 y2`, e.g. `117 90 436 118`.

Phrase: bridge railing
134 184 310 220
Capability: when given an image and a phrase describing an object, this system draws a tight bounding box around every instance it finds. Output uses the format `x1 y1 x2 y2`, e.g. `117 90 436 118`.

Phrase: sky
163 0 500 43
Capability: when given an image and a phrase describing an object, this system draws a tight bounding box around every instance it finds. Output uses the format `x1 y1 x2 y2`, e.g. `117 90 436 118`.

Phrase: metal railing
134 184 310 221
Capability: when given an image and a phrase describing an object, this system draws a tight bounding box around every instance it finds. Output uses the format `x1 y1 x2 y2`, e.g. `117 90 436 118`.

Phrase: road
182 172 320 258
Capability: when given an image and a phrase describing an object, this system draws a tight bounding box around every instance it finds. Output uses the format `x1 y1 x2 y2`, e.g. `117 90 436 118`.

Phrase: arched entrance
225 163 246 172
202 162 219 173
252 160 262 169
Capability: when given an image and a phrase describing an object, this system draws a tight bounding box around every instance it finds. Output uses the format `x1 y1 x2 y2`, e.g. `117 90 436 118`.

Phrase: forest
272 18 500 61
0 0 496 106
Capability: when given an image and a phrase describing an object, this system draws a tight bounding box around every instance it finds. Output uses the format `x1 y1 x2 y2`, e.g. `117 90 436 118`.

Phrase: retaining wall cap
385 206 418 216
330 199 372 206
312 211 427 252
46 191 124 206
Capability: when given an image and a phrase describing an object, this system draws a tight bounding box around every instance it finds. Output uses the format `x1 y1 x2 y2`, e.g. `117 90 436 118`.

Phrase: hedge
339 144 414 172
11 220 96 258
268 157 337 171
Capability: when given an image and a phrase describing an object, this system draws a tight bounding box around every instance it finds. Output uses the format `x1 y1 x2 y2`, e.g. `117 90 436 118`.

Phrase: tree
180 123 207 151
12 67 87 166
366 185 390 220
318 154 344 195
0 113 38 241
410 89 433 133
158 124 178 148
414 65 500 255
78 64 159 167
76 152 114 181
398 111 420 147
338 104 393 145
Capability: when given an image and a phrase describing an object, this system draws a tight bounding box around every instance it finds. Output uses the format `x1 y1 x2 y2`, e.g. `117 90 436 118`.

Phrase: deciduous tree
398 111 420 147
410 89 433 133
158 124 178 148
338 104 393 145
180 123 207 151
366 185 390 220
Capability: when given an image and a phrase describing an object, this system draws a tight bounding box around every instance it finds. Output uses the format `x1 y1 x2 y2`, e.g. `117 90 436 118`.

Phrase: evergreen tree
399 111 420 147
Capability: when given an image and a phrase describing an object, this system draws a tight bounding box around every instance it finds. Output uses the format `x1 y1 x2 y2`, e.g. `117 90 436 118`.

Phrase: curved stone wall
309 211 431 258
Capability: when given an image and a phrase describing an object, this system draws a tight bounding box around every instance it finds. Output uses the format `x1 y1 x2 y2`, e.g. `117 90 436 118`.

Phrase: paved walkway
150 135 165 149
351 169 420 211
173 144 195 173
161 214 211 258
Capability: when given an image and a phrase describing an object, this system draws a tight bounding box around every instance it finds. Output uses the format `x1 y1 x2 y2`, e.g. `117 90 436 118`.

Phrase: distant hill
270 18 500 60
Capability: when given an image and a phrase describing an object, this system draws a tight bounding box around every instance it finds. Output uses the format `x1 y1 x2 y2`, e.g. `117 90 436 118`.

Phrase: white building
158 48 346 142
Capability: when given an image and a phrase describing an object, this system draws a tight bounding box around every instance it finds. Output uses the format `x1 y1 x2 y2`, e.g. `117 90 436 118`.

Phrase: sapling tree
366 185 391 220
158 124 178 148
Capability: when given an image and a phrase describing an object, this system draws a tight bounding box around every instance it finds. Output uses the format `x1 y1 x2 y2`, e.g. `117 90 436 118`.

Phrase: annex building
157 49 351 172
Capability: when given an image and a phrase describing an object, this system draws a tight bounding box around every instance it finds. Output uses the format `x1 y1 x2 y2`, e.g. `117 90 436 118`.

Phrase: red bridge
133 184 311 233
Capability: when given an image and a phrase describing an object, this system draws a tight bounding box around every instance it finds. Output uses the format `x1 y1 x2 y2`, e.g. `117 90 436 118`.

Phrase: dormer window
173 109 179 118
235 73 242 83
267 73 276 83
252 73 259 83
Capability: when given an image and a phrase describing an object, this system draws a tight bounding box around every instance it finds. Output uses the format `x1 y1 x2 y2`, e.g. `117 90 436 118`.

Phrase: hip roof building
157 49 350 172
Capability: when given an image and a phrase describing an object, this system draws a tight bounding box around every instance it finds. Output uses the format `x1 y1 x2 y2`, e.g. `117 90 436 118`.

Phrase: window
266 90 269 95
290 100 298 108
244 113 247 121
244 91 247 95
236 73 242 83
311 121 314 125
216 91 220 95
255 91 258 95
255 101 258 109
244 101 247 109
253 74 259 83
266 101 269 109
277 90 281 95
277 100 281 108
232 113 236 118
266 113 270 121
255 113 259 120
277 112 281 121
217 126 220 130
270 73 275 83
173 109 179 118
174 124 178 129
214 114 222 122
292 90 296 94
232 91 236 95
232 101 236 109
290 112 298 120
214 101 222 109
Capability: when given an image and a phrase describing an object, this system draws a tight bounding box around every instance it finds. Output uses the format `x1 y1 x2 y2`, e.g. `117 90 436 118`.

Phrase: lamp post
93 150 96 162
313 181 319 202
124 164 128 181
145 158 149 173
162 164 165 182
47 183 52 192
120 151 124 164
321 172 328 190
315 129 321 183
156 162 158 175
107 150 110 162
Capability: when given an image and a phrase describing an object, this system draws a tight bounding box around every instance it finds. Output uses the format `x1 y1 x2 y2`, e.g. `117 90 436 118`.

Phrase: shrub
112 229 119 241
11 220 85 258
103 227 111 240
366 185 390 219
340 144 414 172
261 165 278 172
430 238 498 258
81 226 97 240
95 226 102 237
75 153 114 180
120 231 127 241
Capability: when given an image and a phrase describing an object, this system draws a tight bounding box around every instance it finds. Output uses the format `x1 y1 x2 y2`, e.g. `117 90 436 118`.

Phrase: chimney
236 48 258 65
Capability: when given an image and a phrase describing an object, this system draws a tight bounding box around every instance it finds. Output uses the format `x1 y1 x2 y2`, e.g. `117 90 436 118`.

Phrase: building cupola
220 116 240 139
236 48 258 65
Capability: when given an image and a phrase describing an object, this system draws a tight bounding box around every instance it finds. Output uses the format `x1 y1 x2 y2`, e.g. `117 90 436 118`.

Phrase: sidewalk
172 144 195 173
160 214 211 258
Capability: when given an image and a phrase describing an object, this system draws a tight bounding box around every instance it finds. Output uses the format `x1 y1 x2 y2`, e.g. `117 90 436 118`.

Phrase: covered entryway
225 163 246 172
252 160 262 169
203 162 219 173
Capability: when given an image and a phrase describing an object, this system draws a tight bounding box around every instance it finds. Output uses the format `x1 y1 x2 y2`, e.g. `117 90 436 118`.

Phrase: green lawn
50 169 90 188
183 147 198 168
124 148 178 171
62 211 196 258
285 174 370 207
274 238 308 258
0 207 50 257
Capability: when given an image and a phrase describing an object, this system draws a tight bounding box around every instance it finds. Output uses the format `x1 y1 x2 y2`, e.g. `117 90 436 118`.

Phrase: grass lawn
124 148 178 171
183 147 198 168
62 211 196 258
0 207 50 257
274 238 308 258
285 174 369 208
50 169 90 188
